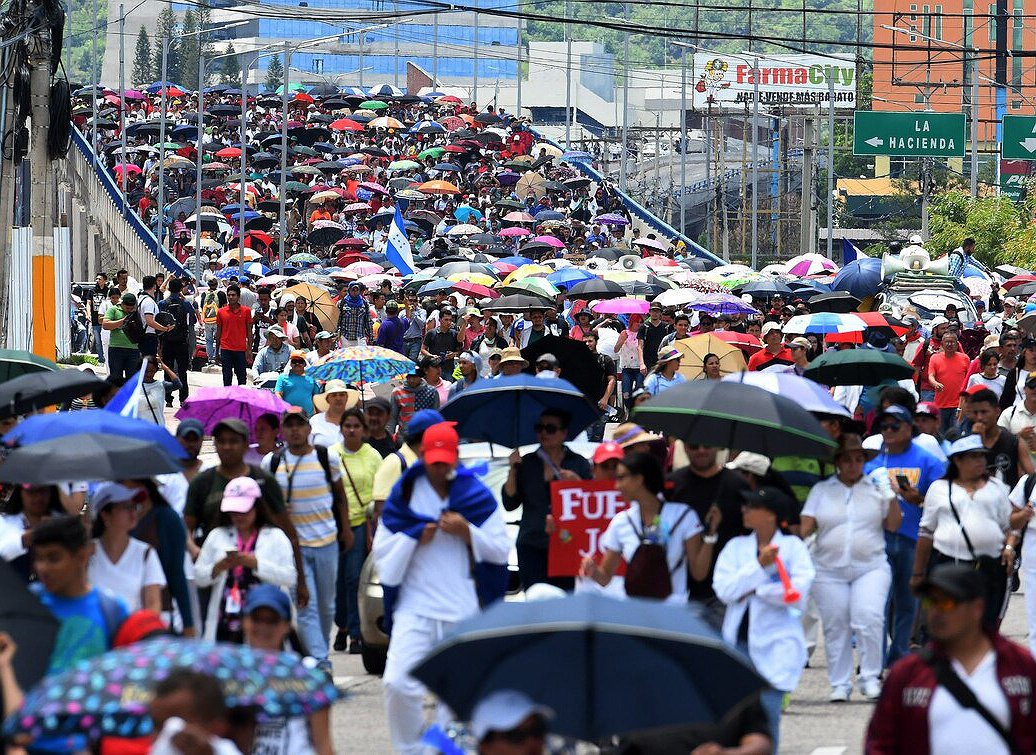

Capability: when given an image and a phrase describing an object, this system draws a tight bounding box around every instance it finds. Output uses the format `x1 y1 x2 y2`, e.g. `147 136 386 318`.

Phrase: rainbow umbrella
307 345 415 384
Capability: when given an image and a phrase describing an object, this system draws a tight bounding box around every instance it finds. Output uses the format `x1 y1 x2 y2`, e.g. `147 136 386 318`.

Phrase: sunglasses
921 595 960 613
879 421 904 432
534 423 563 434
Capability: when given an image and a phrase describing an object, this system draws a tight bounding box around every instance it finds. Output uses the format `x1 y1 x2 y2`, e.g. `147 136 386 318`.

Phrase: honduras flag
104 368 144 418
842 238 861 265
385 205 416 276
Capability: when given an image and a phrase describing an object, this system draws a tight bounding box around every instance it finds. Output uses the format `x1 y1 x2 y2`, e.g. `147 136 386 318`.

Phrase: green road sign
853 111 966 157
1002 115 1036 160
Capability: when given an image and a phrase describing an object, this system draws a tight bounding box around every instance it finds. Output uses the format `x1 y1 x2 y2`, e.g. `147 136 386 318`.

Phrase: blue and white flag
842 238 861 265
385 205 416 277
104 368 144 418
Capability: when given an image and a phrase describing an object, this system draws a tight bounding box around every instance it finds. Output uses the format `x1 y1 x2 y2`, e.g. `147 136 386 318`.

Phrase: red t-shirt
747 347 792 371
217 305 252 351
928 349 971 408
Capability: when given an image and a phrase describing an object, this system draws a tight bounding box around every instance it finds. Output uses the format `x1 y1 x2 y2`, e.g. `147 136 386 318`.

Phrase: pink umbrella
256 274 291 286
453 281 499 299
503 211 536 223
345 261 385 277
493 262 518 273
343 202 371 214
114 163 142 176
786 253 839 277
499 227 531 238
357 273 402 288
122 89 146 100
592 297 651 315
531 235 566 249
642 255 680 270
358 181 389 195
632 237 669 252
175 385 291 434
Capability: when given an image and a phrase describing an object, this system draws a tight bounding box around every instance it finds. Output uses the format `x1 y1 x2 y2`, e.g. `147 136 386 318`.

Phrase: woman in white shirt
713 486 815 752
194 476 297 643
0 485 66 581
911 434 1015 628
88 483 166 614
579 452 714 602
800 434 902 702
1005 474 1036 652
965 349 1007 398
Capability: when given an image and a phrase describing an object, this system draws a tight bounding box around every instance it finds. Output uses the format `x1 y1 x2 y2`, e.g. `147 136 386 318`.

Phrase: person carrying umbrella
372 421 510 754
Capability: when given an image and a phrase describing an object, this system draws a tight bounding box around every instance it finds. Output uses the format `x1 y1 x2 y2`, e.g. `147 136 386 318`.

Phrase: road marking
809 748 847 755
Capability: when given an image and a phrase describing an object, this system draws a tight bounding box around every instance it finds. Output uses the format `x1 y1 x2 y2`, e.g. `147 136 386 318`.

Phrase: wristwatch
703 533 719 545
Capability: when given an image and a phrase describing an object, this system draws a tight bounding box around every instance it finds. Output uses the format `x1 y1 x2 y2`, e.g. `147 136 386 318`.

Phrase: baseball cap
176 418 205 439
760 321 783 336
91 482 146 515
243 583 292 620
221 476 262 513
112 610 170 648
315 330 334 340
929 315 949 328
915 401 939 418
266 325 286 338
406 409 445 439
916 563 987 603
470 690 555 742
877 404 913 425
289 350 308 362
592 441 625 465
1005 296 1020 307
366 396 391 413
120 292 137 306
282 406 310 423
740 485 793 521
788 336 811 349
213 417 249 440
725 451 771 477
535 353 558 366
948 434 987 457
458 350 478 364
386 300 399 312
422 421 459 465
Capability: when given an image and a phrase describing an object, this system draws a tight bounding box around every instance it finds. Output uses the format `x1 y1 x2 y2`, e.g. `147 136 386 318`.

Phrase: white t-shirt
599 501 702 602
929 650 1010 755
967 372 1007 398
309 412 343 449
918 479 1011 560
801 476 891 571
88 537 167 612
1007 475 1036 546
138 292 160 335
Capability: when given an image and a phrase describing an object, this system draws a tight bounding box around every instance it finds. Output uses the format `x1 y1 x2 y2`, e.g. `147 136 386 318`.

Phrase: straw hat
312 379 360 414
498 346 528 367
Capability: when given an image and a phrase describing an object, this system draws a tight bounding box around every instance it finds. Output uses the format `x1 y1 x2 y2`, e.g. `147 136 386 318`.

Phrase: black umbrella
0 370 104 419
485 293 553 313
166 196 198 218
245 215 274 231
473 112 502 124
739 280 795 300
634 380 838 458
588 247 628 262
807 291 862 313
308 225 346 246
0 433 182 484
360 146 390 158
520 334 605 401
250 152 279 169
321 97 349 110
0 560 59 691
803 348 915 387
569 278 626 300
257 199 282 213
208 104 239 117
564 176 591 190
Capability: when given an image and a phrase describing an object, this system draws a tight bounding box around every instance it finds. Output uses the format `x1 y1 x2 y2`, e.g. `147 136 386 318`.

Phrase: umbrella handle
774 555 800 604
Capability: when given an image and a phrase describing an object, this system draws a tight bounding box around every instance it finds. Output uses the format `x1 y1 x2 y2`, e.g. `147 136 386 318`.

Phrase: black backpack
162 297 190 343
269 445 345 517
624 504 693 600
121 293 154 344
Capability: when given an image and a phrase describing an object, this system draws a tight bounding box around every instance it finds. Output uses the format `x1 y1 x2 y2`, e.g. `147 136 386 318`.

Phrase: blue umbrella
433 162 462 172
412 592 768 742
244 261 271 276
533 209 565 220
215 267 249 280
454 206 483 223
6 410 189 460
546 268 596 288
561 150 593 162
497 255 534 266
418 279 455 295
411 121 445 134
307 346 415 384
830 256 883 299
439 374 599 447
721 370 851 418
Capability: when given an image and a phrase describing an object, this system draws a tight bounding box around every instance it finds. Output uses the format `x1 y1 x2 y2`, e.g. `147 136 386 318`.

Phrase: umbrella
786 252 840 277
594 212 628 226
0 370 104 419
569 278 627 300
282 282 339 331
515 172 546 200
499 278 559 301
6 637 340 742
308 224 347 247
439 374 599 447
418 180 461 195
687 293 758 316
546 268 596 289
0 434 182 484
830 257 883 299
6 410 188 460
486 293 553 313
518 334 607 400
0 349 57 381
592 297 650 315
412 592 768 742
710 330 764 355
287 252 322 266
0 560 59 692
307 346 415 384
634 381 837 457
675 334 747 379
802 349 915 387
721 371 852 418
739 280 795 300
807 291 862 313
783 313 866 335
174 386 292 435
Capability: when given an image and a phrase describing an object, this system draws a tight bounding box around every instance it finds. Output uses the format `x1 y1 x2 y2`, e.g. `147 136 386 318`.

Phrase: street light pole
119 4 126 213
156 37 169 261
565 0 571 147
239 54 248 269
473 0 480 104
621 5 629 191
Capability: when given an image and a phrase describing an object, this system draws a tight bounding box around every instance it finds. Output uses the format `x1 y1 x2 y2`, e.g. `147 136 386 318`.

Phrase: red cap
916 401 939 417
593 441 625 465
422 421 459 465
112 610 169 648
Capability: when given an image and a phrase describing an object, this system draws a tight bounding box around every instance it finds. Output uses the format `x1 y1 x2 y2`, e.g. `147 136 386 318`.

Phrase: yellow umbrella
309 190 340 204
532 142 563 158
447 272 497 286
217 249 261 265
367 116 404 130
675 334 747 380
502 264 552 285
600 270 648 283
283 282 339 332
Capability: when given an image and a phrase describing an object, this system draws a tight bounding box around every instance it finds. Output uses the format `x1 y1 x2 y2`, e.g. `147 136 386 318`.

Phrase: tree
152 8 182 87
219 42 240 86
132 27 153 86
265 53 283 93
181 10 200 89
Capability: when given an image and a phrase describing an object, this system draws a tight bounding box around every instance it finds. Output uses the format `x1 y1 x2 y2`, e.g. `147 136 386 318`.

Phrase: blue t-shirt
275 373 320 414
864 441 947 540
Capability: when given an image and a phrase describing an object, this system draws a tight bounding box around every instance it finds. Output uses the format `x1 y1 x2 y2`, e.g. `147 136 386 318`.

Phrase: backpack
161 297 191 343
269 445 345 520
624 504 693 600
120 295 152 344
201 292 220 325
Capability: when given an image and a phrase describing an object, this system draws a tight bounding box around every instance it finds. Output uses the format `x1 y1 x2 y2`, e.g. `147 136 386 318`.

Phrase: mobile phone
896 475 911 489
225 548 239 558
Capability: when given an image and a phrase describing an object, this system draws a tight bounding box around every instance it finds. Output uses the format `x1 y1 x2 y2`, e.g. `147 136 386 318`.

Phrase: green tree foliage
265 53 284 93
132 27 153 86
219 42 241 86
152 8 182 86
925 189 1036 268
64 0 107 85
181 10 200 89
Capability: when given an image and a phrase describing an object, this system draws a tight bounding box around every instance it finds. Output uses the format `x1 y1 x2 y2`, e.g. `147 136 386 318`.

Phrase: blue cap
948 434 987 458
176 418 205 439
877 404 913 424
243 584 291 620
407 409 445 439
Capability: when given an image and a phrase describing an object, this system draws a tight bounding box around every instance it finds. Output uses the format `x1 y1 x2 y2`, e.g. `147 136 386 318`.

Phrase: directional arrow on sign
1021 138 1036 153
865 137 883 147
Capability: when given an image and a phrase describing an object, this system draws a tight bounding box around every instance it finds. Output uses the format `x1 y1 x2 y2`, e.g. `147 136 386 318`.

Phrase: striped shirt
263 449 342 548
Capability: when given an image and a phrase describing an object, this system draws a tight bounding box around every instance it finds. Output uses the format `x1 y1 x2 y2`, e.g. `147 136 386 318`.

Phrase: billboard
690 53 857 109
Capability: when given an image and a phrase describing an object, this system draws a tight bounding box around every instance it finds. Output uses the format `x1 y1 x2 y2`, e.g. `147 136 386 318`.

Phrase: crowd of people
4 79 1033 754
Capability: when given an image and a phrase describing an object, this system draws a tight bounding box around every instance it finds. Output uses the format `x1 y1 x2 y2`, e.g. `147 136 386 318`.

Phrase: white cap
929 315 949 328
470 690 555 741
948 433 986 457
862 433 884 453
725 451 771 477
761 321 783 336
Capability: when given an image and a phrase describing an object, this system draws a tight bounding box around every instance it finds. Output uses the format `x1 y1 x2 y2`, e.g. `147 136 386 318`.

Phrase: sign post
853 111 966 157
1001 115 1036 161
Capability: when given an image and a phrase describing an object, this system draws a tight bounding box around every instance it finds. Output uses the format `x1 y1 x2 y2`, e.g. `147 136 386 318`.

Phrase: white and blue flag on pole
385 205 416 276
104 368 144 418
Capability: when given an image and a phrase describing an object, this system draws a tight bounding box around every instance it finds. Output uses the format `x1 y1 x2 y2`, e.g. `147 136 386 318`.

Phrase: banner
548 480 628 577
690 53 856 109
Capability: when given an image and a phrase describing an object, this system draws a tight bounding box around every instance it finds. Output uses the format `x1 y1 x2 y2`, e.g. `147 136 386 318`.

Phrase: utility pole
799 110 816 256
239 53 248 269
995 0 1008 190
156 38 169 262
679 46 687 236
751 56 759 269
119 5 127 213
473 0 479 105
620 2 629 192
393 0 400 88
970 54 979 197
564 0 571 147
432 13 439 87
515 11 521 116
826 76 835 258
29 0 55 357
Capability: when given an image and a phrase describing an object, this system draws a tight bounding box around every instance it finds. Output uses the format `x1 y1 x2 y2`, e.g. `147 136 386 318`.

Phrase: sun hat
312 379 360 414
221 476 262 513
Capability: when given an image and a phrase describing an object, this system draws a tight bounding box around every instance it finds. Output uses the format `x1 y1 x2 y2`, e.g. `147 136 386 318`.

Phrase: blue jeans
92 325 105 362
919 389 935 403
204 324 218 362
760 688 784 753
883 531 918 667
403 339 422 363
938 407 958 434
295 542 339 668
335 524 368 639
620 367 643 402
221 350 247 386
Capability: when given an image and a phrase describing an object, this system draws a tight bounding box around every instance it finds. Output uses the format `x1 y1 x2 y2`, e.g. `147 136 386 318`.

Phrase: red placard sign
547 479 628 577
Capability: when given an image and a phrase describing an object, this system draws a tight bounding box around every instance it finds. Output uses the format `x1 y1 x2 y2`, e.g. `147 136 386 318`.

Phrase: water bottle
868 466 895 499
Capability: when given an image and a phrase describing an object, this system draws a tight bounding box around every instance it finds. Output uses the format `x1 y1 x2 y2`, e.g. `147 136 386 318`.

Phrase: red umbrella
825 332 863 345
293 92 315 104
330 118 364 132
444 145 468 153
453 281 499 299
710 330 763 355
440 116 466 131
1004 274 1036 291
435 95 463 104
335 237 368 248
853 312 909 336
216 146 242 159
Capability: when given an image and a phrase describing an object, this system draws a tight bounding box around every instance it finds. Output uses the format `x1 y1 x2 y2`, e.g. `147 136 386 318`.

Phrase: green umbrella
388 159 420 171
418 147 445 160
293 145 319 157
359 100 388 111
500 277 559 300
275 83 307 94
495 198 525 210
802 349 915 387
284 181 312 194
0 349 58 381
155 142 182 150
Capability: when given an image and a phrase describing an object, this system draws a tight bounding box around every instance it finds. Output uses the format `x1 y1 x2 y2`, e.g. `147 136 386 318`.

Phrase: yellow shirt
372 444 419 503
332 442 383 527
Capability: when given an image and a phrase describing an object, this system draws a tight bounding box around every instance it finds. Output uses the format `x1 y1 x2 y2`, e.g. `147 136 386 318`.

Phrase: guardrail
64 128 188 278
531 130 723 264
